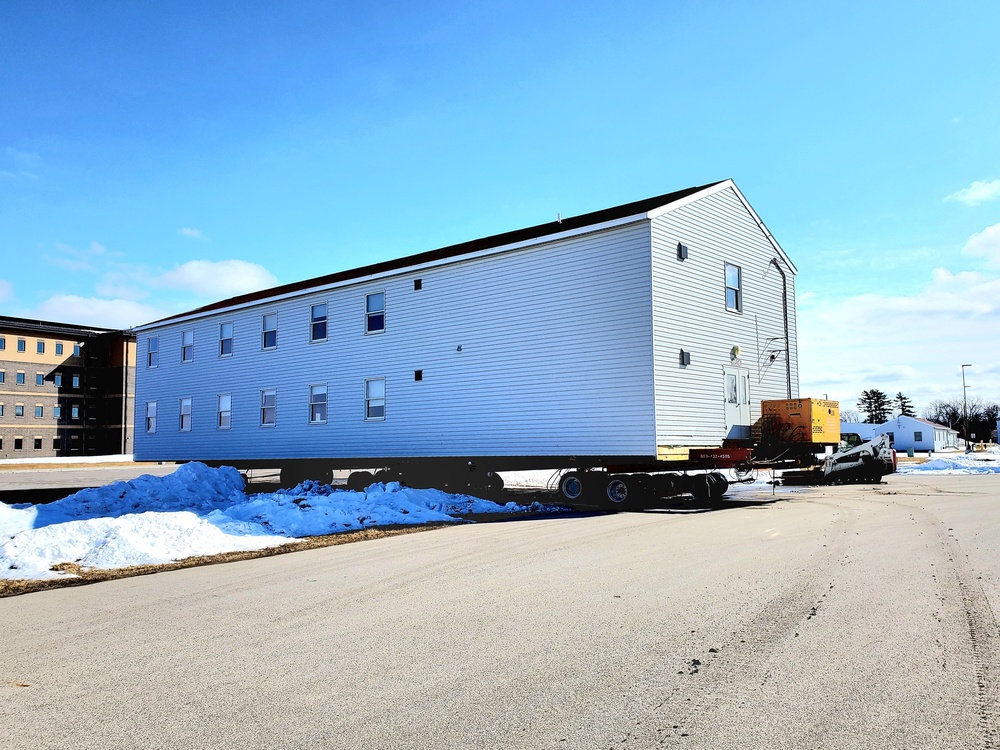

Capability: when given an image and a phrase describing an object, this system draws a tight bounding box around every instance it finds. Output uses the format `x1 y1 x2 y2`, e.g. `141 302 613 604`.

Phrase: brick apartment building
0 316 136 459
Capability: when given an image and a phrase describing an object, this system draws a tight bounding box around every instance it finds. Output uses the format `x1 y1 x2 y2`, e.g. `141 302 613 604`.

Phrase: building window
0 404 4 417
16 372 25 385
52 436 61 450
54 372 62 387
725 263 742 312
33 437 42 450
0 336 4 350
914 431 923 442
55 342 64 356
219 322 234 357
366 292 385 334
261 389 276 426
35 405 43 418
145 402 157 433
147 337 159 368
17 339 26 352
218 394 232 429
179 397 192 431
73 344 81 356
181 330 194 363
0 370 4 383
262 313 277 349
311 303 328 342
309 384 327 423
72 374 80 388
36 373 44 386
365 378 386 420
71 405 79 419
14 437 23 451
53 404 62 419
37 341 45 354
15 405 25 417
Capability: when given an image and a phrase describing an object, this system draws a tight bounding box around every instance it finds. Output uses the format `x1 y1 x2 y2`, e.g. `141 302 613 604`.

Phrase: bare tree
840 409 862 423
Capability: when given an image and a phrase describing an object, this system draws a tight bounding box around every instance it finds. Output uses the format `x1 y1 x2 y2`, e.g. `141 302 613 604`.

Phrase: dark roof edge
145 180 726 326
0 315 127 337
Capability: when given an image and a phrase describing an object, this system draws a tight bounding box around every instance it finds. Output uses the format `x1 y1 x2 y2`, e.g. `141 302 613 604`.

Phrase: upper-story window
217 394 232 429
53 404 62 419
219 322 234 357
179 397 192 431
54 373 62 387
55 342 63 356
145 401 157 433
311 303 328 342
365 377 386 420
181 330 194 363
262 313 277 349
17 339 26 352
0 371 5 383
36 341 44 354
35 373 44 386
725 263 742 312
147 337 159 368
366 292 385 334
71 405 79 419
73 344 81 356
34 405 43 418
309 384 327 424
72 374 80 388
16 372 25 385
0 336 5 350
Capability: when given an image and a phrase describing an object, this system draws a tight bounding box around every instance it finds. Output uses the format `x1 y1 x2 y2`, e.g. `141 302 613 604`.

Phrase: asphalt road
2 474 998 749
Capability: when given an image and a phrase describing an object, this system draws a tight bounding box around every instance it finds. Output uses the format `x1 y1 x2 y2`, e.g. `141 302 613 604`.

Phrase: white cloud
178 227 207 241
22 295 168 330
962 222 1000 268
944 179 1000 206
797 267 1000 411
45 241 121 272
153 259 278 298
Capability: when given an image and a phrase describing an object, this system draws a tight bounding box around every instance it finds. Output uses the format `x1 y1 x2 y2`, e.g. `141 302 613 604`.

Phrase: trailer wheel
346 471 375 491
559 473 586 502
605 476 630 506
688 474 712 501
708 472 729 499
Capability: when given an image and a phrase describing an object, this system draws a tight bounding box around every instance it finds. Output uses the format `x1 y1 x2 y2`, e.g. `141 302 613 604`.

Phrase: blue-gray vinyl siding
650 186 799 445
134 222 658 462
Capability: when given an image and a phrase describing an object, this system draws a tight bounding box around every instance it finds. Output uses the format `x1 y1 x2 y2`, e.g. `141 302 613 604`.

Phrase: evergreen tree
858 389 891 424
893 392 916 417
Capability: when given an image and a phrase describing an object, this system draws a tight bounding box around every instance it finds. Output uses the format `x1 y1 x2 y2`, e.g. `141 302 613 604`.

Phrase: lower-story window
146 401 157 433
365 378 386 420
33 437 42 450
218 394 232 429
179 397 192 432
14 437 23 450
309 384 327 424
261 389 276 426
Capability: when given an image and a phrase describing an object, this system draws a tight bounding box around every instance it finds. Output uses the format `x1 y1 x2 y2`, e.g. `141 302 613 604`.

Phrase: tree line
844 388 1000 441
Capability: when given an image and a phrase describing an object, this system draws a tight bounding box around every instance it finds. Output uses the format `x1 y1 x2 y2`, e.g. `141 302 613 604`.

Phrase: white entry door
723 365 751 439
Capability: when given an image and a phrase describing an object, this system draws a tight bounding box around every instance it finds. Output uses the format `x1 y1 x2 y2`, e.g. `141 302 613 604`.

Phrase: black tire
559 473 586 502
346 471 375 491
603 474 648 510
688 473 712 501
708 472 730 499
649 472 680 499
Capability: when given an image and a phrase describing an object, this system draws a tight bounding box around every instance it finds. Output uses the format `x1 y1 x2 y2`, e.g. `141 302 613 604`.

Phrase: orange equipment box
761 399 840 444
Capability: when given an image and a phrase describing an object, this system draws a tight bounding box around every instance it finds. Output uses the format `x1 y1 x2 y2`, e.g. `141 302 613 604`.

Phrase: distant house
841 416 959 453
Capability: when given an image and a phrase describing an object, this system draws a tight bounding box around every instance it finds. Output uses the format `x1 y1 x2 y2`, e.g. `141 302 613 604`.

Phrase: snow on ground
896 446 1000 475
1 463 557 581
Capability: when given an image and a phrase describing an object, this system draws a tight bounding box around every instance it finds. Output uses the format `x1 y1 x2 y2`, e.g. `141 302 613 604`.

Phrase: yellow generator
761 398 841 445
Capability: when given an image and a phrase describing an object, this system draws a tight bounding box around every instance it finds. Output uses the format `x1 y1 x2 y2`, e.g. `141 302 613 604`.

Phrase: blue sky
2 0 998 414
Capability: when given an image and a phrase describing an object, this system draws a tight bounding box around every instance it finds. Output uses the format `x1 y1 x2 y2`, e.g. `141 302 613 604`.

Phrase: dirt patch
0 522 455 598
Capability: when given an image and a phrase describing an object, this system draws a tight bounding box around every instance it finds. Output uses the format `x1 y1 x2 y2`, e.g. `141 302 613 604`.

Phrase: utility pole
962 363 972 452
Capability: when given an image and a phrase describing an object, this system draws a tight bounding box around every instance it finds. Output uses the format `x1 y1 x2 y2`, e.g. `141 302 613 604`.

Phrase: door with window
723 365 751 439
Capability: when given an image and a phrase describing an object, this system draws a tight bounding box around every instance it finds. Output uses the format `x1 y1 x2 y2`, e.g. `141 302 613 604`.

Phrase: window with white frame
73 344 81 356
181 330 194 362
15 404 25 417
53 404 62 419
311 303 328 342
17 339 26 352
147 336 159 368
145 402 157 433
72 374 80 388
219 322 234 357
34 405 43 418
54 372 62 387
35 373 44 386
725 263 742 312
36 341 44 354
16 371 25 385
217 394 232 429
0 336 5 350
0 371 4 383
309 384 327 423
71 405 79 420
366 292 385 334
179 397 192 431
260 389 276 426
262 313 277 349
55 342 63 356
365 378 385 420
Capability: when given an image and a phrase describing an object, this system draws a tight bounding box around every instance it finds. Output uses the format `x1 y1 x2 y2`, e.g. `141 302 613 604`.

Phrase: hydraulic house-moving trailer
134 180 825 507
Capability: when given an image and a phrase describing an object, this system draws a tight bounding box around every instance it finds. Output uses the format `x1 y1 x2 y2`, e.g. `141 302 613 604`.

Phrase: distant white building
841 416 959 453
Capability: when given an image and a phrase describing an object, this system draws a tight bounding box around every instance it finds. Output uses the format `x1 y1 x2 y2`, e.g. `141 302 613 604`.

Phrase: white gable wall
650 186 798 445
134 221 658 462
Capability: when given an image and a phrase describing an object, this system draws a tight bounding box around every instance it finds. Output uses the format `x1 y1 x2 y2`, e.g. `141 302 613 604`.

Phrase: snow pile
1 463 556 581
897 447 1000 475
